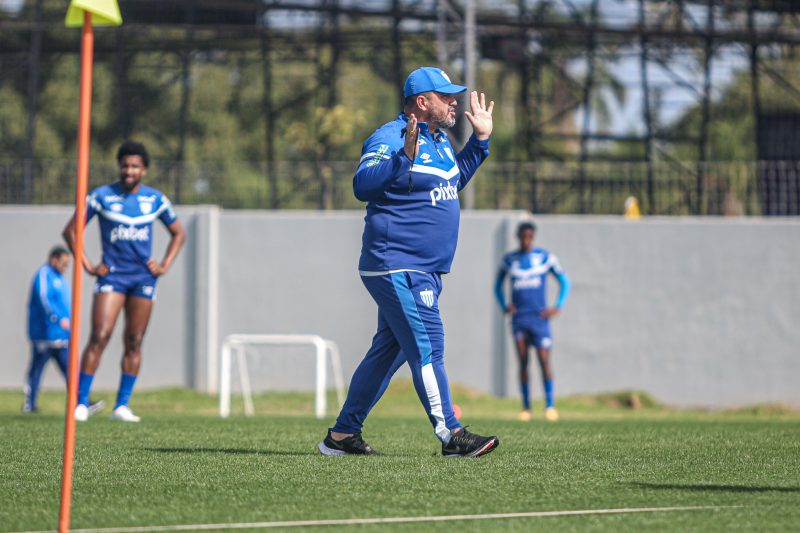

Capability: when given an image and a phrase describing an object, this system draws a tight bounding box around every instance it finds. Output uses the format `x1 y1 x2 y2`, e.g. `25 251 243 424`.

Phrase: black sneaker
442 427 499 457
318 430 379 456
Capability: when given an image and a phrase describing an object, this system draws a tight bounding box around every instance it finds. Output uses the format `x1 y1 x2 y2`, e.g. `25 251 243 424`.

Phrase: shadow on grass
630 481 800 493
144 447 316 457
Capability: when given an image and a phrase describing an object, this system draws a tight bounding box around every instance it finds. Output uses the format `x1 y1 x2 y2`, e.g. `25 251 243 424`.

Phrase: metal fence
2 159 798 216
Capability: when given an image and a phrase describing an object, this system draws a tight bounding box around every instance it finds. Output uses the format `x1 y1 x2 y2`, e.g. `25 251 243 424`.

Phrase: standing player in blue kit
63 140 185 423
495 222 571 421
318 67 499 457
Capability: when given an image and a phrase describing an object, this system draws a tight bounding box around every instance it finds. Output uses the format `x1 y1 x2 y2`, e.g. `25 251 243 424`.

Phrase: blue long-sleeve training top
27 263 71 343
355 113 490 274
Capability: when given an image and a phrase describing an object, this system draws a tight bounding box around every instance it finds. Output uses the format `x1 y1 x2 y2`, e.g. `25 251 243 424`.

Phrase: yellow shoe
545 407 559 421
517 409 532 421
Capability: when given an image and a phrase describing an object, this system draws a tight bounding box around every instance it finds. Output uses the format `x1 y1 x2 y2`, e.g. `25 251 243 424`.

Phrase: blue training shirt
27 263 70 343
85 183 178 276
495 247 571 318
355 113 490 274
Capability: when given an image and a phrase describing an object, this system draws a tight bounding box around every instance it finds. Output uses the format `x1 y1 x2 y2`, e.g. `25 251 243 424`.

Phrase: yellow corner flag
65 0 122 27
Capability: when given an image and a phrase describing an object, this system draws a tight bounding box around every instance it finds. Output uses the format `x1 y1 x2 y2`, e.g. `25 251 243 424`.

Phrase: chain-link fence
2 159 798 216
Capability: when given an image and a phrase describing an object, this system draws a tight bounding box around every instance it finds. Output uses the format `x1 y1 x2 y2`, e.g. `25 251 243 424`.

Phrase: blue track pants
333 271 461 443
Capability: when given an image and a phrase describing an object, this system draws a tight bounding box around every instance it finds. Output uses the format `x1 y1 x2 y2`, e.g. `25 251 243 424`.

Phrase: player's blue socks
521 382 530 410
115 373 137 409
78 372 94 406
544 378 555 408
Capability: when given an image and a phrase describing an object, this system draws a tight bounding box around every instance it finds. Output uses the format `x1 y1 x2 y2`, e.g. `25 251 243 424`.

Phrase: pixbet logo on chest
429 181 459 206
110 224 150 243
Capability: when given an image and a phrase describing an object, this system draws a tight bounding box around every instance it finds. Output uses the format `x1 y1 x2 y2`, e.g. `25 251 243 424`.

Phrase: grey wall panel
0 206 198 393
523 217 800 408
2 206 798 408
216 211 386 393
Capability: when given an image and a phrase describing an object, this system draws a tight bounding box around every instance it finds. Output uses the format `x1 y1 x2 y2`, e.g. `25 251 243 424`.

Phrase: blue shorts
95 272 158 300
513 319 553 349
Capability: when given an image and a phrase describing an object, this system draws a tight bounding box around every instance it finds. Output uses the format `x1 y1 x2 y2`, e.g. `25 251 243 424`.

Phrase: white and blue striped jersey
27 264 70 343
355 113 490 274
495 248 571 317
85 183 178 276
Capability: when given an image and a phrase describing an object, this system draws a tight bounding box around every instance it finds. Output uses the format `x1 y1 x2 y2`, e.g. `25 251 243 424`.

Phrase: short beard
120 177 140 192
432 111 456 130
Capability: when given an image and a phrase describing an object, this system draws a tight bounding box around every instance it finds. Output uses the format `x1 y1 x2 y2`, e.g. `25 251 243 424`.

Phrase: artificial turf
1 386 798 532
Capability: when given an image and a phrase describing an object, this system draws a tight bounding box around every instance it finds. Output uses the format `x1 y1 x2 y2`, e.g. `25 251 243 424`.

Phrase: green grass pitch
1 385 798 532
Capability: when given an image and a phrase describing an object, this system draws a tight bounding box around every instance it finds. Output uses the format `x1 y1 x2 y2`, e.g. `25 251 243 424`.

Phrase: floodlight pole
59 10 93 533
462 0 476 209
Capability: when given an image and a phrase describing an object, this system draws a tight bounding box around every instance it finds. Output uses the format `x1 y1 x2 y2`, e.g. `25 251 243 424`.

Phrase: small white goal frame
219 334 345 419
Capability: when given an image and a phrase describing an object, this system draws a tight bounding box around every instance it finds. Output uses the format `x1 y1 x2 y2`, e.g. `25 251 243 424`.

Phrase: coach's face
425 92 458 130
119 155 148 192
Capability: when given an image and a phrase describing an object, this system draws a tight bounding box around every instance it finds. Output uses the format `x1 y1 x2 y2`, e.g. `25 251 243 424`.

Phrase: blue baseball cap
403 67 468 98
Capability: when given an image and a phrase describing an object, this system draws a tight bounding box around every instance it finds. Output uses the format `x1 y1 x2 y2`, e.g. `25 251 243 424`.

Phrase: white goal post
219 334 346 419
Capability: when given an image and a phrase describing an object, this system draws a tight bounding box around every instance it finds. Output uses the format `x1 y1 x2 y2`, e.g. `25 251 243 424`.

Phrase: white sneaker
111 405 141 422
75 404 89 422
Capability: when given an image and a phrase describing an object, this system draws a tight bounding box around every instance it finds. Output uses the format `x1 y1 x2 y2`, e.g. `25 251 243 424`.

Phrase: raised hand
463 91 494 140
403 114 420 161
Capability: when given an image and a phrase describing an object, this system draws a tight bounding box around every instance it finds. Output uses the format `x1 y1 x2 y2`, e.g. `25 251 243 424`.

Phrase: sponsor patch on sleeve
366 144 390 167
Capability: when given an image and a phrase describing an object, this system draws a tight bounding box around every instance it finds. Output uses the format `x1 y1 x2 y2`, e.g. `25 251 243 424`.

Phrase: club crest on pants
420 288 435 308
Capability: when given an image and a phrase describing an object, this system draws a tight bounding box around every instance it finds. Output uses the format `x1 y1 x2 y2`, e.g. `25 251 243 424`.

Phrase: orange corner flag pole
60 2 121 528
58 10 94 533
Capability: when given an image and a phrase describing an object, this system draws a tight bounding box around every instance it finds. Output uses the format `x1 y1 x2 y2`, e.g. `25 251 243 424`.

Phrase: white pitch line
12 505 736 533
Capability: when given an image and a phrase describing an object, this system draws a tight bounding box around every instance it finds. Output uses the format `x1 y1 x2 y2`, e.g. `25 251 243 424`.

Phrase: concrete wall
2 205 799 408
0 206 208 392
529 217 800 407
215 211 517 397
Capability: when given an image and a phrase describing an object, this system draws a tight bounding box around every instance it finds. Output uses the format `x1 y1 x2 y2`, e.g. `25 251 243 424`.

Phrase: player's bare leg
515 336 532 421
74 292 125 420
121 296 153 375
111 295 153 422
81 292 126 374
536 347 559 421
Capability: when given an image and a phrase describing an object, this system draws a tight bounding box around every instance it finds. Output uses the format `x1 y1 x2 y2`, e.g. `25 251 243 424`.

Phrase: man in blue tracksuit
318 67 499 457
24 246 71 412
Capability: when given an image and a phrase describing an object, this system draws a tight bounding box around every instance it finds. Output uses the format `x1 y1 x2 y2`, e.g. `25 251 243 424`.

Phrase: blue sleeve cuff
554 272 571 309
494 271 507 311
466 134 490 152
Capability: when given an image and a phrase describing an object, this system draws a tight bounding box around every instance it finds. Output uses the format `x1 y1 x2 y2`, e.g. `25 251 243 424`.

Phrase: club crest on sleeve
420 288 435 308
